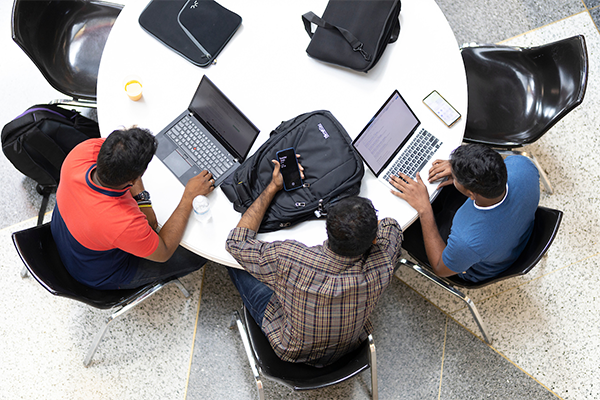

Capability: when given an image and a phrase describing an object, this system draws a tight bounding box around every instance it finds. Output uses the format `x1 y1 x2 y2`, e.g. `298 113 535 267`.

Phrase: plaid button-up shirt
226 217 402 366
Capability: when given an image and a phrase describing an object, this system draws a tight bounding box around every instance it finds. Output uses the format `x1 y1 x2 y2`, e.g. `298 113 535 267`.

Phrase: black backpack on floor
1 104 101 224
221 110 364 232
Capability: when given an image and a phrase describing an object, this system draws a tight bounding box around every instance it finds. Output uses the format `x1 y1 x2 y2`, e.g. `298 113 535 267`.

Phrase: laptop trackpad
164 151 191 177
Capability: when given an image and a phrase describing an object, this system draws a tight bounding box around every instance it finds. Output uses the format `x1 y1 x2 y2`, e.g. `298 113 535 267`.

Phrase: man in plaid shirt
226 158 402 367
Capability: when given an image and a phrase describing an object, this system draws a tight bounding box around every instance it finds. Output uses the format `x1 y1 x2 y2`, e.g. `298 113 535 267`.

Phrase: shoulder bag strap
302 11 371 61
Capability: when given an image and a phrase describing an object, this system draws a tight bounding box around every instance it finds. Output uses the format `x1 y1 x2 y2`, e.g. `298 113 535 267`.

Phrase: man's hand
270 160 284 191
391 172 456 276
269 155 304 192
182 170 215 203
144 170 214 263
237 155 304 231
428 159 454 188
390 173 432 216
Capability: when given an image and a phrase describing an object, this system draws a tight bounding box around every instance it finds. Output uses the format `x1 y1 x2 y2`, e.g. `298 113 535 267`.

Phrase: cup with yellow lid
123 76 143 101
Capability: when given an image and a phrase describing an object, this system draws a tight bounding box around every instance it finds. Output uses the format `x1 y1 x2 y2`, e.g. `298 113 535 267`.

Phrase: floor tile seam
439 308 565 399
184 265 207 400
437 317 448 400
386 279 561 399
497 10 591 45
580 0 600 35
0 214 40 234
448 251 600 312
483 343 566 400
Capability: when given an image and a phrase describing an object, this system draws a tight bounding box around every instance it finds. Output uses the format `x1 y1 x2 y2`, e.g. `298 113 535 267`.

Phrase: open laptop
154 75 260 186
352 90 443 190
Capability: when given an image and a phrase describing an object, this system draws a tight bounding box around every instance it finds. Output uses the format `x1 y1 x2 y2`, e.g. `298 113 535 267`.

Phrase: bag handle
302 11 372 61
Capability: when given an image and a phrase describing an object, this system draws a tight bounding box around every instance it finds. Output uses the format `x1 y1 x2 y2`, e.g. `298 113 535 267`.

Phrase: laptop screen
189 76 259 159
353 91 420 175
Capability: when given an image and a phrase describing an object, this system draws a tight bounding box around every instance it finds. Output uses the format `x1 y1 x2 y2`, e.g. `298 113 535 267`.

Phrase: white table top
97 0 467 267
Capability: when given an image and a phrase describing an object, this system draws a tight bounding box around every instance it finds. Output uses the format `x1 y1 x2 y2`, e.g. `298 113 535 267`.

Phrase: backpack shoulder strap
24 127 67 168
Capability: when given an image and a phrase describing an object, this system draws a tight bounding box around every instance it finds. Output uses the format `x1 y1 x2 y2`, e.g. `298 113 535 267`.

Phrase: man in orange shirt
51 127 214 289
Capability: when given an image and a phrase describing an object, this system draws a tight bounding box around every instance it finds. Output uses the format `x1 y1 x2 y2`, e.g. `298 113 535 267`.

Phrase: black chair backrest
243 307 370 390
11 0 121 100
12 223 142 309
448 206 563 289
462 35 588 147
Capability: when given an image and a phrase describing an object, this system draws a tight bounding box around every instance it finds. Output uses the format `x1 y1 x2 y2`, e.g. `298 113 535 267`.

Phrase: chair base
49 98 97 109
398 258 492 344
83 278 190 367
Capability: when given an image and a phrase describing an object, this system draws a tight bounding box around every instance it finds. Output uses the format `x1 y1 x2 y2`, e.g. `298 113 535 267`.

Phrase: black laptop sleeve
139 0 241 67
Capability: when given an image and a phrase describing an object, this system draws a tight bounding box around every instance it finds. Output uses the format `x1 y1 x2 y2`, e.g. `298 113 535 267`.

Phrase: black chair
398 206 562 344
230 307 378 399
12 222 191 367
461 35 588 194
11 0 122 107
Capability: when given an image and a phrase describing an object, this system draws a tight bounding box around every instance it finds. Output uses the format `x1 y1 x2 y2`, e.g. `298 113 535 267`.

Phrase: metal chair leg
497 149 553 194
399 259 493 344
368 334 378 400
49 98 97 108
173 278 190 298
232 310 265 400
84 279 187 366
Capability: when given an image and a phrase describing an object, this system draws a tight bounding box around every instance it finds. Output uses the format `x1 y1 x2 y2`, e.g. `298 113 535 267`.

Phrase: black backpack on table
1 104 100 225
221 110 364 233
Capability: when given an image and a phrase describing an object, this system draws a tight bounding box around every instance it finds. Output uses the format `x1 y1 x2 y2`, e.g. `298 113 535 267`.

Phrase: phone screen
423 90 461 127
276 147 303 191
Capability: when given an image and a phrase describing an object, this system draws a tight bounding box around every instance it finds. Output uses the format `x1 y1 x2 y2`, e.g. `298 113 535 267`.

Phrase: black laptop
154 75 260 186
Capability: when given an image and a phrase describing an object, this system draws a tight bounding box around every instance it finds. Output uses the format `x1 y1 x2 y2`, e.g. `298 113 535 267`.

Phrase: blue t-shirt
442 156 540 282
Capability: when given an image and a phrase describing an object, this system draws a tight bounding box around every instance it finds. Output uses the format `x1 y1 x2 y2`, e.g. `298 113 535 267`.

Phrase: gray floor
1 0 600 399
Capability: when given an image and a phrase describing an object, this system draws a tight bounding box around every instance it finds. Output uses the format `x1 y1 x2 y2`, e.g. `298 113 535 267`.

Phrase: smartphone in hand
276 147 303 191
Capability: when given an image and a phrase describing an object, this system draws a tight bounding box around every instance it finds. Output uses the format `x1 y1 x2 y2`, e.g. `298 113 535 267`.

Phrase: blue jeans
227 267 273 327
118 245 207 289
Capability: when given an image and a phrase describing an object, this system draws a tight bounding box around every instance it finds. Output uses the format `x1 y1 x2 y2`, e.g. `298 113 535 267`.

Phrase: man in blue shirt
389 144 539 282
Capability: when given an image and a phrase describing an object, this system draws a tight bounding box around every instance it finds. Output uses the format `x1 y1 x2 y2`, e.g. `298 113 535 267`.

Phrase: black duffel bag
221 110 364 233
302 0 401 72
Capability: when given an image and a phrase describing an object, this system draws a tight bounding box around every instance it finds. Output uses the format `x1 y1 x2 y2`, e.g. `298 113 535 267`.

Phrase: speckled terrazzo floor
1 1 599 399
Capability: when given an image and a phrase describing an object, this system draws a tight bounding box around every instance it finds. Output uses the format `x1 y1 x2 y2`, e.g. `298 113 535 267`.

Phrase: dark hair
326 196 378 257
450 144 507 198
96 127 157 187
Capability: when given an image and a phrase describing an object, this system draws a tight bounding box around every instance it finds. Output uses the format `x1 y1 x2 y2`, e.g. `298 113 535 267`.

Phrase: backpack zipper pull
314 199 326 218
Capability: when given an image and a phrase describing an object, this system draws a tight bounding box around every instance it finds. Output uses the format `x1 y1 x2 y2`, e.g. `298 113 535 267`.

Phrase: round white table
97 0 467 267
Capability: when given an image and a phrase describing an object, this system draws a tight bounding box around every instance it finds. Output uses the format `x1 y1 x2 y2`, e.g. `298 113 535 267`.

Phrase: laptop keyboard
166 116 233 180
383 129 442 181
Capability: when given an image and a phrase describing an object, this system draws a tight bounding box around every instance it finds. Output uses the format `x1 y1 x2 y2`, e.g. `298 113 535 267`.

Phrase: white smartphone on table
423 90 461 127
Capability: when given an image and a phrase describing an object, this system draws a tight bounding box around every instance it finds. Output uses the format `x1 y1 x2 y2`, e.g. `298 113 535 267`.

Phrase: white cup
193 195 211 223
123 76 143 101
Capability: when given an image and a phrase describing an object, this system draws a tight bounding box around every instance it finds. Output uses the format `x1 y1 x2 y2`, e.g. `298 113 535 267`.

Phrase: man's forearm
418 209 446 270
148 198 193 262
237 182 279 232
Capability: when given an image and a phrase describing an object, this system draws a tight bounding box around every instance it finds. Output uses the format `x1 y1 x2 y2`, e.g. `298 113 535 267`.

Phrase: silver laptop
352 90 443 189
155 75 260 186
